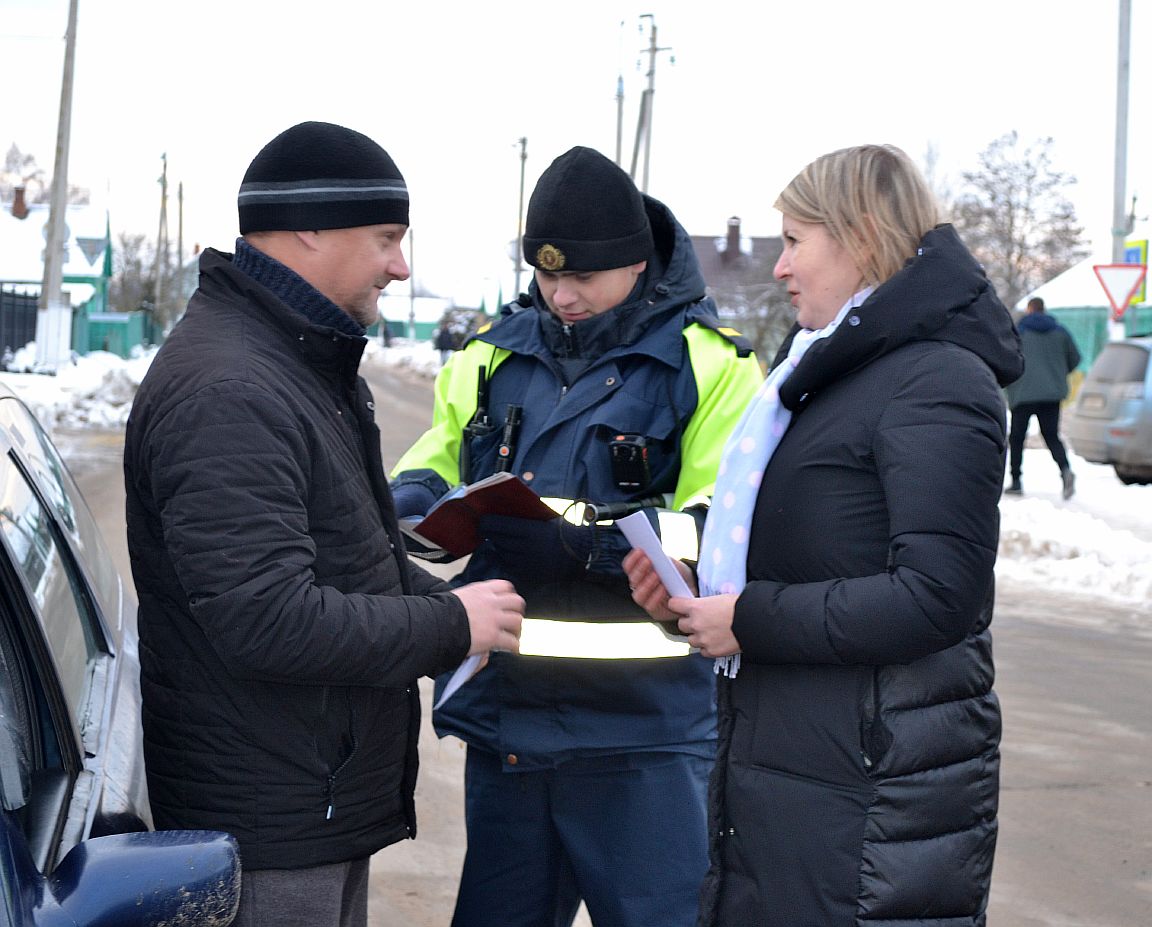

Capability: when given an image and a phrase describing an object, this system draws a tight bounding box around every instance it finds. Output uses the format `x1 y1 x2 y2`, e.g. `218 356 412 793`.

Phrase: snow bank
999 498 1152 607
1 346 157 430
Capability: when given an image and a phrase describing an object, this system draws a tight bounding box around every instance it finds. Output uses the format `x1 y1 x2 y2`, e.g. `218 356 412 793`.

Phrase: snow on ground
0 338 443 429
0 343 156 429
998 468 1152 611
1 340 1148 626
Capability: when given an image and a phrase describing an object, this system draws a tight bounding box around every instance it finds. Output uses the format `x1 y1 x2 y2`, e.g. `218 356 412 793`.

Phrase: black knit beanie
238 121 408 234
523 146 653 272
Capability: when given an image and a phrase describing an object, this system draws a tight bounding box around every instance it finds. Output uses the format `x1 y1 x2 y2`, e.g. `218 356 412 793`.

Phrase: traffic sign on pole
1124 240 1148 303
1093 263 1147 321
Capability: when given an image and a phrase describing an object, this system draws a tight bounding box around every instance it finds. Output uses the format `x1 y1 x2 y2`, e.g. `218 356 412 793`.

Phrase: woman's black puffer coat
124 249 471 870
699 225 1023 926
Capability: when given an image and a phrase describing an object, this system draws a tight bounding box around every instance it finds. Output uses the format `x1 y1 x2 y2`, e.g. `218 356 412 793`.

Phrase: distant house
690 216 786 361
689 215 783 317
0 185 119 357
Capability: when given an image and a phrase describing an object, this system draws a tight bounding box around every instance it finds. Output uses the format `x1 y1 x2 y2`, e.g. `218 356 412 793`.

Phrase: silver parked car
0 383 241 926
1065 335 1152 485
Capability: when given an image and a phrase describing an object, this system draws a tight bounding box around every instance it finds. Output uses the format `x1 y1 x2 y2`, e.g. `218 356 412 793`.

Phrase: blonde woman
626 144 1023 926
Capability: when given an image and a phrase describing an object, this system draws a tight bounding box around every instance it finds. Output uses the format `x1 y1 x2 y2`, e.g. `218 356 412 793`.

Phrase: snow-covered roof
1021 225 1152 311
0 201 110 286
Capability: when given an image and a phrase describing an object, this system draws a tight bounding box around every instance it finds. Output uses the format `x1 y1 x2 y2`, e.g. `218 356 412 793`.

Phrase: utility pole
35 0 79 370
177 181 184 277
153 153 170 329
629 14 672 193
1111 0 1132 264
615 74 625 167
514 137 528 297
407 228 415 340
1109 0 1133 341
615 20 626 166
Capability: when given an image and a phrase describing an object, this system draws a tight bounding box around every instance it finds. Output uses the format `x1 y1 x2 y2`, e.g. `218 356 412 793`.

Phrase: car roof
1101 336 1152 351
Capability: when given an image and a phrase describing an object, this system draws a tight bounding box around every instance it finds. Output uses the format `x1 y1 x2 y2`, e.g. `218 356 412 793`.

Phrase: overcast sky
3 0 1148 306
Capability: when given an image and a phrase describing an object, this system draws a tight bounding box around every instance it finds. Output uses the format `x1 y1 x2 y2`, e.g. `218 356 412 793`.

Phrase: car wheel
1114 465 1151 485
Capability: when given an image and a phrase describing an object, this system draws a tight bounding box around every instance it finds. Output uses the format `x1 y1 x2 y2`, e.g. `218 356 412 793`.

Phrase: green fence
1049 305 1152 371
80 312 152 358
1123 304 1152 338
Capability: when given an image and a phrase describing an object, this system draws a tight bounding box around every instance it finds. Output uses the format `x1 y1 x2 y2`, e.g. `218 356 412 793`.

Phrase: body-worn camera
609 433 650 490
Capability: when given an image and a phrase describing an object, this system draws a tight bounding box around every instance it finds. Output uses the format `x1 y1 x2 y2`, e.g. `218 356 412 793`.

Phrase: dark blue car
0 384 240 926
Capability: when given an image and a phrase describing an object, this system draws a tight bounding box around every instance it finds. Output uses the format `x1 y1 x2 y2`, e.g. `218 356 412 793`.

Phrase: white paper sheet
433 653 483 710
615 511 695 598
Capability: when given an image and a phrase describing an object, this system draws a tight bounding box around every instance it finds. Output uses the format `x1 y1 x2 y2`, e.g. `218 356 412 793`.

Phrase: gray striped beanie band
238 122 408 233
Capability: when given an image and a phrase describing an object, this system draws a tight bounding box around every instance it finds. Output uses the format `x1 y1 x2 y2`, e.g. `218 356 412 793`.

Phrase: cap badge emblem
535 244 566 271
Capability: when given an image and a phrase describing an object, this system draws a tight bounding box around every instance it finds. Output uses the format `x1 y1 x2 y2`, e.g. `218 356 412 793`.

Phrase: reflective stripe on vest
654 509 699 562
519 618 691 659
526 498 699 658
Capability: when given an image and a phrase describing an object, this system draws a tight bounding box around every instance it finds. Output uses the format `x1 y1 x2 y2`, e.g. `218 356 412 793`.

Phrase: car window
0 452 103 727
1089 344 1150 384
0 399 125 628
0 616 33 811
0 553 76 872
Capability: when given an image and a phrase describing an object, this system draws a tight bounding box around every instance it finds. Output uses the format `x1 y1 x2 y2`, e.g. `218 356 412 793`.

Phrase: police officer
391 146 763 927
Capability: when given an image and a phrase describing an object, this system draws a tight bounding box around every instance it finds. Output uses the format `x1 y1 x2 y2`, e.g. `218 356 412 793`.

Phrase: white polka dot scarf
698 289 871 677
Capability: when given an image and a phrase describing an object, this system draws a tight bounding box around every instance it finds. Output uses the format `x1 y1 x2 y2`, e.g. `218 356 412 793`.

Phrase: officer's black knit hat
523 146 653 272
237 121 408 234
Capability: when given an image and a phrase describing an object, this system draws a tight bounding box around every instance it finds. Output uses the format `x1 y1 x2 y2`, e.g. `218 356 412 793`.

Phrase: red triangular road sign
1093 263 1147 320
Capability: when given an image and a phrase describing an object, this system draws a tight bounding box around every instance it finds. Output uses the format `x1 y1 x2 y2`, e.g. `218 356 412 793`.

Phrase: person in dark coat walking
625 144 1023 927
435 323 457 365
123 121 524 927
1004 296 1082 498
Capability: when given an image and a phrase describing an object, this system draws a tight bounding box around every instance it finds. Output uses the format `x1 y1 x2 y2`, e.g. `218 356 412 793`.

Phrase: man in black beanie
391 146 763 926
124 121 524 927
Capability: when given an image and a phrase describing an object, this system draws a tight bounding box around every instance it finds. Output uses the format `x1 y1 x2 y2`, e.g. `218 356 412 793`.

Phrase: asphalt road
58 360 1151 927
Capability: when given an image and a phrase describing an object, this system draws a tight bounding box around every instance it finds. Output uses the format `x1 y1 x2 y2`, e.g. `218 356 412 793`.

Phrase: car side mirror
45 829 241 926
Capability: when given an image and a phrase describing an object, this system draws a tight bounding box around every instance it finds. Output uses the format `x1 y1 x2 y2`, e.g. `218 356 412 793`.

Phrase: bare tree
2 143 45 201
717 274 793 365
952 132 1088 310
2 144 90 205
109 232 153 313
921 141 955 215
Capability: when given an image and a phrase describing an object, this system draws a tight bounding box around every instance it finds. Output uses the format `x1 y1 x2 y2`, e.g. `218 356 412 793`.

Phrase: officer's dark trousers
1009 400 1071 480
450 746 711 927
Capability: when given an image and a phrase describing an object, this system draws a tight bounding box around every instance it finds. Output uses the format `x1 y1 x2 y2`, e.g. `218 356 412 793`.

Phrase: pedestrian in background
124 121 524 927
626 144 1023 926
1005 295 1082 498
391 146 763 927
435 321 457 365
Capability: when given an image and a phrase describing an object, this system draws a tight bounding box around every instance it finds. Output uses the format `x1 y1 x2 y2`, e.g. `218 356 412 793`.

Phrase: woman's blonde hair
774 144 940 286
